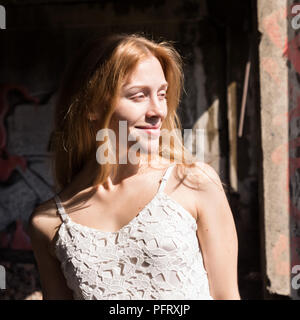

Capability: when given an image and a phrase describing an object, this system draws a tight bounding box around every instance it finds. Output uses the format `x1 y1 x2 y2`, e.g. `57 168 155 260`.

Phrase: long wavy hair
51 33 211 193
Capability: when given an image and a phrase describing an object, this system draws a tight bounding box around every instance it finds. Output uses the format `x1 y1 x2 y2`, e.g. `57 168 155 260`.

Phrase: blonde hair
51 33 216 193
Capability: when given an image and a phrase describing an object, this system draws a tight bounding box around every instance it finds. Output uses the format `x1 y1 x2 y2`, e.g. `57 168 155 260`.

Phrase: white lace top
54 165 213 300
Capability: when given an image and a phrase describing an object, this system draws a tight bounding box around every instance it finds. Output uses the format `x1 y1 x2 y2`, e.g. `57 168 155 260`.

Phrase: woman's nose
146 95 166 118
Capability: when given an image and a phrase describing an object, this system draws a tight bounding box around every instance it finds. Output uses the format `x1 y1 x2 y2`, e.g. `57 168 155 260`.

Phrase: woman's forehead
122 56 166 87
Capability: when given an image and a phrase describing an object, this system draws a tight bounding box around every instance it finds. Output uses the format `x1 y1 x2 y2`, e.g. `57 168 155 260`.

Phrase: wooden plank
227 81 238 192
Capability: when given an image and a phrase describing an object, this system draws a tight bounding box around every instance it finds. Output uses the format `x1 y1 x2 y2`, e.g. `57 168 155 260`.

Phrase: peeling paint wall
287 0 300 301
257 0 300 299
257 0 290 296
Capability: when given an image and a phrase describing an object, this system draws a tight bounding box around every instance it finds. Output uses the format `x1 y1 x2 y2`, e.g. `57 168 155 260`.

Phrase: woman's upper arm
27 209 74 300
195 163 240 300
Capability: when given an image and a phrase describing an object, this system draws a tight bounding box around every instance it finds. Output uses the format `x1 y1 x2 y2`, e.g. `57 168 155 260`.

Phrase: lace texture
54 165 213 300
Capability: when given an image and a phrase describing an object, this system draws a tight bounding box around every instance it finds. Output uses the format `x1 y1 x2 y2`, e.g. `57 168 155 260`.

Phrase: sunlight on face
111 55 168 162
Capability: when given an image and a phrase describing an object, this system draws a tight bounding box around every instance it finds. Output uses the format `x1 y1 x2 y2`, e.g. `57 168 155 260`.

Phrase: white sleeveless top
54 165 213 300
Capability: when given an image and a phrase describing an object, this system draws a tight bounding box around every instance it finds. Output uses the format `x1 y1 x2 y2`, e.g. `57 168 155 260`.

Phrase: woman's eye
131 93 145 100
128 90 167 101
158 91 167 99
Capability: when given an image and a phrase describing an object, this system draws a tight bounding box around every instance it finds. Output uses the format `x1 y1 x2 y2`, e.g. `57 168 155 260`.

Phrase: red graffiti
273 96 300 126
272 234 289 276
0 84 39 182
261 5 300 84
283 33 300 75
262 6 287 50
261 57 282 87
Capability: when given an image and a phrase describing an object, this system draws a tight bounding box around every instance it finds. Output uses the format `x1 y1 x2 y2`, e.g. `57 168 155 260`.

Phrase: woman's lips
135 127 161 136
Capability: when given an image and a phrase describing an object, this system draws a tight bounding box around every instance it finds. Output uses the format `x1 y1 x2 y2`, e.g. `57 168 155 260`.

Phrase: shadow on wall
0 86 57 300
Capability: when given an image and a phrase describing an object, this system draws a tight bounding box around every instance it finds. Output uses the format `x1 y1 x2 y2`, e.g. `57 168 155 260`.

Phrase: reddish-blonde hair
51 33 207 192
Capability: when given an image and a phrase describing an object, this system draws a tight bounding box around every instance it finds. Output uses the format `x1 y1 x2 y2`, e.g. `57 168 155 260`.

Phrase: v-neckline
63 191 164 235
55 165 175 235
59 190 197 236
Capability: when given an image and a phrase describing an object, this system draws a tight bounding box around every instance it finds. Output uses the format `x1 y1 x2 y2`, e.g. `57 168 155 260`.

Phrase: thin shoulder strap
157 164 176 193
54 194 69 223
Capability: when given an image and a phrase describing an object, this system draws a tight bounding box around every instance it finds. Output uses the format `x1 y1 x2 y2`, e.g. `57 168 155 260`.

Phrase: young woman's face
110 55 168 161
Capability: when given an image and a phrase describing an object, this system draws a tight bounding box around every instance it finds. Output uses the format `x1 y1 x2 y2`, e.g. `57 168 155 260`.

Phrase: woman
28 33 240 300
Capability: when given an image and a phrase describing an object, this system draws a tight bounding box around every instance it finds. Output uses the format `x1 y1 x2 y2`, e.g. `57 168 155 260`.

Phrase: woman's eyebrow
123 82 168 90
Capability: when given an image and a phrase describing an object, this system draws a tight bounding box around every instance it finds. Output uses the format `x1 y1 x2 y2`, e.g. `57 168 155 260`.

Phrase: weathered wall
257 0 300 299
287 0 300 300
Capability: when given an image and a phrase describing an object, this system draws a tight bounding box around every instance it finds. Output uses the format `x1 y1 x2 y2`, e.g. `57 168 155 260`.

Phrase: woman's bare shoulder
177 161 224 191
193 161 224 188
27 197 61 245
190 162 232 218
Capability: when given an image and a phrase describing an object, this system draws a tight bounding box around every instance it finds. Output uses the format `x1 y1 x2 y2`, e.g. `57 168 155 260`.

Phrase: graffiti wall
257 0 300 299
0 87 56 252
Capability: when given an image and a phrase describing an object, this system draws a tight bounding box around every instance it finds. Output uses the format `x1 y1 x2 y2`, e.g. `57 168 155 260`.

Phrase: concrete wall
257 0 300 299
257 0 290 297
287 0 300 300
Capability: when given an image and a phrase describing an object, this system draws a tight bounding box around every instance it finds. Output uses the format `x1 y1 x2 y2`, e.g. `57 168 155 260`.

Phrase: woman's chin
127 141 160 163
